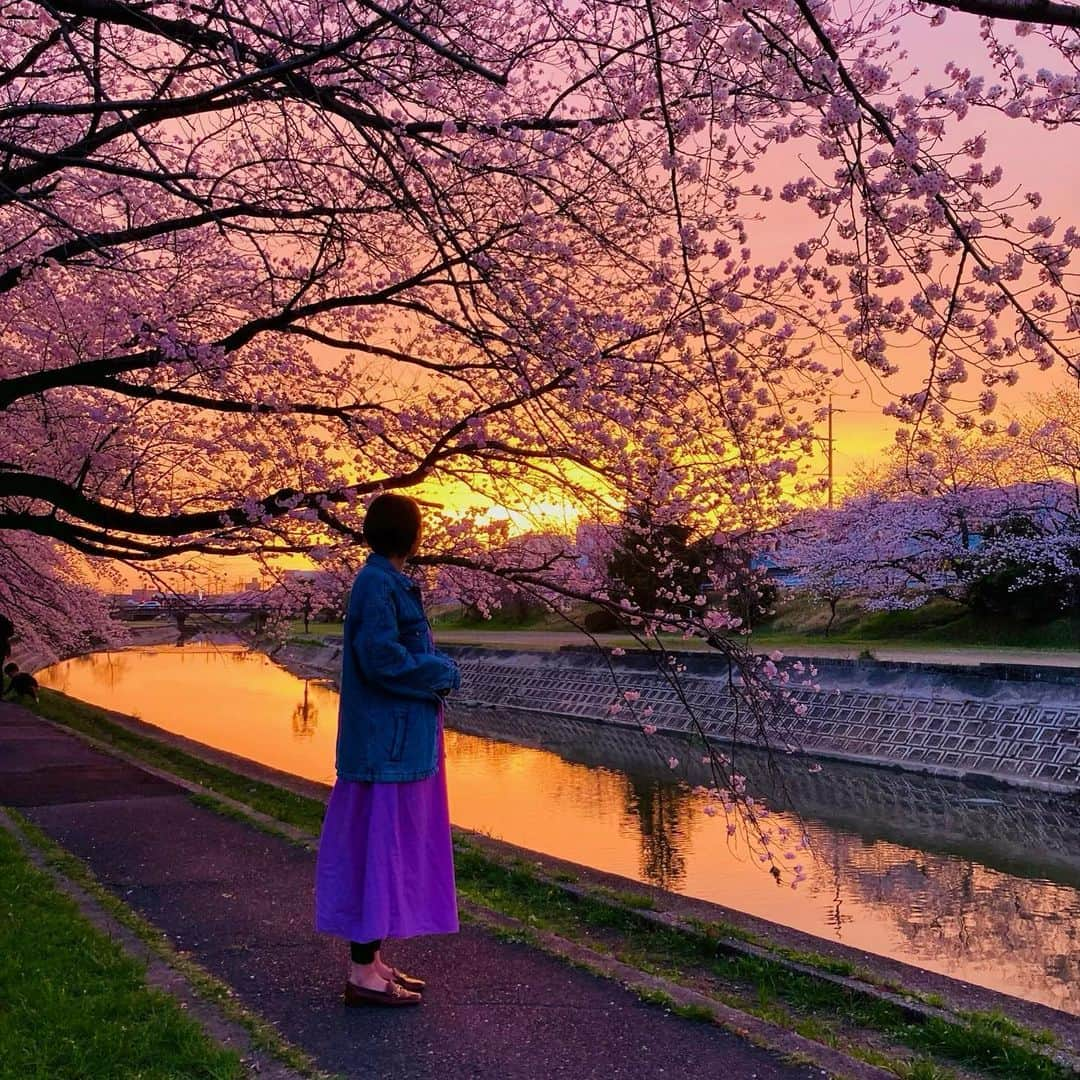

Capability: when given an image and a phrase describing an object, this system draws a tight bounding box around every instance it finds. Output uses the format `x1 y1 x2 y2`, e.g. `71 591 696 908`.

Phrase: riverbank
7 691 1080 1080
423 594 1080 654
0 697 847 1080
294 620 1080 669
10 621 181 677
34 642 1080 1013
269 639 1080 794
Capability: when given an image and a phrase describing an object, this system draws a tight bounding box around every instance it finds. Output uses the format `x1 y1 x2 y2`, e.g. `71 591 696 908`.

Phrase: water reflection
41 644 341 784
291 681 319 739
623 777 694 890
65 649 131 690
36 644 1080 1014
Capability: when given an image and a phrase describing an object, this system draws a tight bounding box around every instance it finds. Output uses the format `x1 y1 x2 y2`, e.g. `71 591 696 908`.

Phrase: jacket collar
366 552 419 589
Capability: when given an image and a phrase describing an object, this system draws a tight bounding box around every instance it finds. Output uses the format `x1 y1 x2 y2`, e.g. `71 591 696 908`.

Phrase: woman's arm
352 578 459 700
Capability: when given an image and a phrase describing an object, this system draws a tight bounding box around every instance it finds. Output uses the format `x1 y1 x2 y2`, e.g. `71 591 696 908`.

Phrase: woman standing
315 494 461 1007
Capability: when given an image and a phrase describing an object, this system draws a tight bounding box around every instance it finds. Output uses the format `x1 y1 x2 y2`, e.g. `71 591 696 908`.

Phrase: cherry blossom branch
790 0 1078 379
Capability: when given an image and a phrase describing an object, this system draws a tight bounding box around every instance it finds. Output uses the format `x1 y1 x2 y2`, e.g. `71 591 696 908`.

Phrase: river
37 642 1080 1015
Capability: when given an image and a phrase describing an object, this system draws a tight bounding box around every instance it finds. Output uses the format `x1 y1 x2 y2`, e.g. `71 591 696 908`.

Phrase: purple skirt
314 719 458 943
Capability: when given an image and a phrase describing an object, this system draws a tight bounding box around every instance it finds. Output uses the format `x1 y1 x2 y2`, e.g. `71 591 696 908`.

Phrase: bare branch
926 0 1080 29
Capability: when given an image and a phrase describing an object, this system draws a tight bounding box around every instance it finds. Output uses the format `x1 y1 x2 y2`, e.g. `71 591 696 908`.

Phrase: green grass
747 596 1080 651
771 946 858 978
632 987 714 1022
5 811 333 1079
0 825 242 1080
591 886 656 910
422 592 1080 654
635 987 679 1011
429 604 582 632
286 621 343 639
899 1059 958 1080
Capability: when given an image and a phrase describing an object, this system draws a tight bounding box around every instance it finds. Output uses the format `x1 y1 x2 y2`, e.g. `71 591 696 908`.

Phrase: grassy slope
308 596 1080 653
0 826 242 1080
286 621 345 639
746 596 1080 651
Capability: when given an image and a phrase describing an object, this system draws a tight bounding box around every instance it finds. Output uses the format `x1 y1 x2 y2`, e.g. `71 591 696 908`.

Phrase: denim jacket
336 554 460 782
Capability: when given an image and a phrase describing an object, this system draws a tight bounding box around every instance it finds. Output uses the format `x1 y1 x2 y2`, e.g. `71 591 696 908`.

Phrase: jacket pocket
389 707 409 761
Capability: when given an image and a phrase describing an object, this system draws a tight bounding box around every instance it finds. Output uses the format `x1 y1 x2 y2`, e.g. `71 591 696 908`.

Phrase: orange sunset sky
119 12 1080 588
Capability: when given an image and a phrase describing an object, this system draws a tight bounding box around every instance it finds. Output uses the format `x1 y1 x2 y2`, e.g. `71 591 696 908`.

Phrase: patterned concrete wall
444 649 1080 793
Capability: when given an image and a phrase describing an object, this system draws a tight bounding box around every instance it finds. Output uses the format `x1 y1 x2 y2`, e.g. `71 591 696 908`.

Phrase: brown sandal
391 968 425 993
344 979 422 1007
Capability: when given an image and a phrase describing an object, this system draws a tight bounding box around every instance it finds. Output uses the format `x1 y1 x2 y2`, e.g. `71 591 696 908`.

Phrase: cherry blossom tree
781 420 1080 618
6 0 1080 871
431 530 582 618
780 492 970 613
2 0 827 571
605 506 714 621
4 0 1080 570
1020 386 1080 512
0 532 117 663
956 509 1080 617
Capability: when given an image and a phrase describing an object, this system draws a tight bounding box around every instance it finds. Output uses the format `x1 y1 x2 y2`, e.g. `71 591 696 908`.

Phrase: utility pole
825 395 835 508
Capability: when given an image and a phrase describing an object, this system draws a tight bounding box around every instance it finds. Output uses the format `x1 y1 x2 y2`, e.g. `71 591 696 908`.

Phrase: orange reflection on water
40 644 342 785
37 644 1080 1014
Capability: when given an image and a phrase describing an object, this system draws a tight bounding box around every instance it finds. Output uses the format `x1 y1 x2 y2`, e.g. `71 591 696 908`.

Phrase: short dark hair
362 493 422 558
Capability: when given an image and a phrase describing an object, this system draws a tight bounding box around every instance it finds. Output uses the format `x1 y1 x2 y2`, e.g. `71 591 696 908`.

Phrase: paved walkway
0 703 822 1080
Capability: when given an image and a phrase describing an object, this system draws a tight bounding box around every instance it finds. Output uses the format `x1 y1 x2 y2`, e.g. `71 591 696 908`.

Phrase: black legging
350 939 381 964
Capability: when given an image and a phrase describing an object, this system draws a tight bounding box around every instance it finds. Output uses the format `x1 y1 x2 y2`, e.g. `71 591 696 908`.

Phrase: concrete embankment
273 640 1080 794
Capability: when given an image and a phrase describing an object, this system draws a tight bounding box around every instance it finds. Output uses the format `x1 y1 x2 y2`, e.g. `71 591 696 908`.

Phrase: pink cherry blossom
2 0 1078 875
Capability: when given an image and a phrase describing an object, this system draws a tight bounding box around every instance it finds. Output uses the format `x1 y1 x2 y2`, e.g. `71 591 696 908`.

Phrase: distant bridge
111 598 271 630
